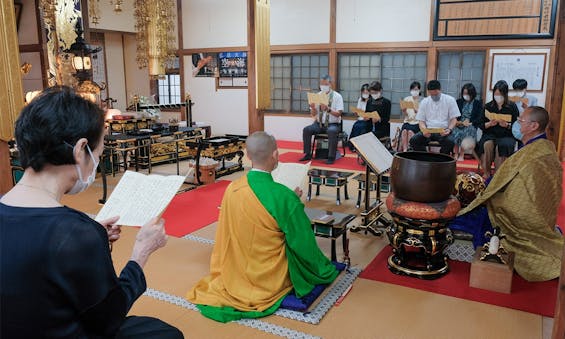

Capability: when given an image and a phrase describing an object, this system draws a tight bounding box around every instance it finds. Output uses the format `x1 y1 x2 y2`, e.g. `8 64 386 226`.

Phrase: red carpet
277 140 303 150
278 151 364 171
359 246 557 316
161 180 231 237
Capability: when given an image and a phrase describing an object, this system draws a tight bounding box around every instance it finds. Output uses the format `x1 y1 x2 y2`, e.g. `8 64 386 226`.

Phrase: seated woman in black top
366 81 391 140
454 83 483 161
477 80 519 179
0 87 183 338
348 83 372 151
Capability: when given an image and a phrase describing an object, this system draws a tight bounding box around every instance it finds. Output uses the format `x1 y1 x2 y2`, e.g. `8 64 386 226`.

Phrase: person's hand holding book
130 217 168 268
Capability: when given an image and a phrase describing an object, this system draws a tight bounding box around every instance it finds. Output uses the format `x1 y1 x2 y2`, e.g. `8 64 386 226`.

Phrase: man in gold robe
459 106 563 282
187 132 338 322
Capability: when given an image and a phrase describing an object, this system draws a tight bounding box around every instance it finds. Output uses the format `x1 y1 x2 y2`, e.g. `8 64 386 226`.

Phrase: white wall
104 33 127 110
265 116 400 142
184 56 248 136
485 48 551 107
123 34 151 108
182 0 247 48
19 52 43 93
17 0 38 45
336 0 432 43
270 0 330 45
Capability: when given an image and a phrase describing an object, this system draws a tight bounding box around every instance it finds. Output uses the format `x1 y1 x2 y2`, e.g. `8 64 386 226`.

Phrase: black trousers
115 316 183 339
409 132 454 155
303 122 340 159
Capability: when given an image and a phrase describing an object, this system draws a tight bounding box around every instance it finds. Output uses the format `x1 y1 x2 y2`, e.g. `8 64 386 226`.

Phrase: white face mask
371 92 381 100
516 91 525 98
320 85 330 93
68 145 99 195
410 90 419 97
463 94 471 102
431 94 441 102
361 93 369 99
494 95 504 104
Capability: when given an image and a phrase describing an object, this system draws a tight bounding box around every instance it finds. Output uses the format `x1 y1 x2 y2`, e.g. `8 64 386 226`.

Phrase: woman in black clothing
477 80 519 179
348 83 372 151
366 81 391 140
0 87 183 338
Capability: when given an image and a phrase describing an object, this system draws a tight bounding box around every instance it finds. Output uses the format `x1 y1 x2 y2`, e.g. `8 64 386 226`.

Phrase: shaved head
246 131 278 167
525 106 549 132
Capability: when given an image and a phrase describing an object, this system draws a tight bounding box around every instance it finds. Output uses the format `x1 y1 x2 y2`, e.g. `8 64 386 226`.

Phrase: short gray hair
246 131 277 164
321 74 332 82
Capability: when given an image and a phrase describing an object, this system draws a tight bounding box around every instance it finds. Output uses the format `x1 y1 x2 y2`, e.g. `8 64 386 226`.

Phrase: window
270 54 329 113
437 51 486 100
158 74 181 105
338 52 427 119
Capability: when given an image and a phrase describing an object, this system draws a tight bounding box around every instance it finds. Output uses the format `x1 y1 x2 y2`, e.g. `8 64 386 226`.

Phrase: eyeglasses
517 118 535 124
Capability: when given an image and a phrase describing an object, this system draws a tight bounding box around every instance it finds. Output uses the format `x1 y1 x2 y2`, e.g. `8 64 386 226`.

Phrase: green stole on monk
459 139 564 281
188 171 338 322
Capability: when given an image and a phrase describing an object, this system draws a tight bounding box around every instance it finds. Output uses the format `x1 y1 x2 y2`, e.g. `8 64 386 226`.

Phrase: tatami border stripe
143 288 321 339
177 234 362 325
181 234 216 245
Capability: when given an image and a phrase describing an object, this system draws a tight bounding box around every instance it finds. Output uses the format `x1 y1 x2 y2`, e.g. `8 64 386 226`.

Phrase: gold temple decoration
134 0 176 77
0 0 24 141
89 0 101 25
39 0 58 86
254 0 271 110
109 0 123 13
20 62 32 75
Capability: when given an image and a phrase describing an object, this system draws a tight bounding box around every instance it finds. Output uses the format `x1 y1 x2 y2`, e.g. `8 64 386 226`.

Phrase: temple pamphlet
272 162 310 191
509 96 529 105
349 106 381 120
350 133 393 174
400 100 415 110
307 92 329 106
95 170 186 226
485 110 512 122
421 127 446 134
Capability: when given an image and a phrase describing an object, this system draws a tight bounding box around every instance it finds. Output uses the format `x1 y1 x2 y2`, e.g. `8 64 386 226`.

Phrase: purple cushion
280 262 346 312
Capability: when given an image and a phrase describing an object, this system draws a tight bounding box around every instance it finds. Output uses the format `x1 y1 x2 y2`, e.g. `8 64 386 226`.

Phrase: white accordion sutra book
272 162 310 193
95 170 186 226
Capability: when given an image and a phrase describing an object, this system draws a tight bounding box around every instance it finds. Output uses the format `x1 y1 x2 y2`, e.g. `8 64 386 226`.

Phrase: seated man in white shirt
300 75 344 165
410 80 461 155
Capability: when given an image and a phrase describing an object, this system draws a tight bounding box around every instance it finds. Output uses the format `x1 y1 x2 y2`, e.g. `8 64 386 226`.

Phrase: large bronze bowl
390 151 456 203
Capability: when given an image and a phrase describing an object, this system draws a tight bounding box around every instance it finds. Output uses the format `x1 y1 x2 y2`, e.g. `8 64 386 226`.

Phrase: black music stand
349 133 393 236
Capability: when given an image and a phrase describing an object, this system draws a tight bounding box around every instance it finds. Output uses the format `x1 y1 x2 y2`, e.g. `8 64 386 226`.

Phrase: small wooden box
469 251 515 294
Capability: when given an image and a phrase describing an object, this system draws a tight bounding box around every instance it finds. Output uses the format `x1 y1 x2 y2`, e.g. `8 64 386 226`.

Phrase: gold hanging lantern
134 0 176 77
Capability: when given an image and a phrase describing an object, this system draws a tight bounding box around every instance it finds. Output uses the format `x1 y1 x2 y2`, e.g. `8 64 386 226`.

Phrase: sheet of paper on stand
272 162 310 192
307 92 329 106
350 133 393 174
485 110 512 122
95 171 186 226
312 214 335 224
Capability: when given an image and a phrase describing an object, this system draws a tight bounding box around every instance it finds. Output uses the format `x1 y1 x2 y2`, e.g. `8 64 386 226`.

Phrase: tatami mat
60 145 551 338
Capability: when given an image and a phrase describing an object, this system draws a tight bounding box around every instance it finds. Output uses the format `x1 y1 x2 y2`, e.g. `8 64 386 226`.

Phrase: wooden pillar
552 245 565 338
247 0 270 134
328 0 337 84
0 0 24 194
549 0 565 159
427 47 438 84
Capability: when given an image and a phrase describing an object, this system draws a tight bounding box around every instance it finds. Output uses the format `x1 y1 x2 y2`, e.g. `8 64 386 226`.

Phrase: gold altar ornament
134 0 176 77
